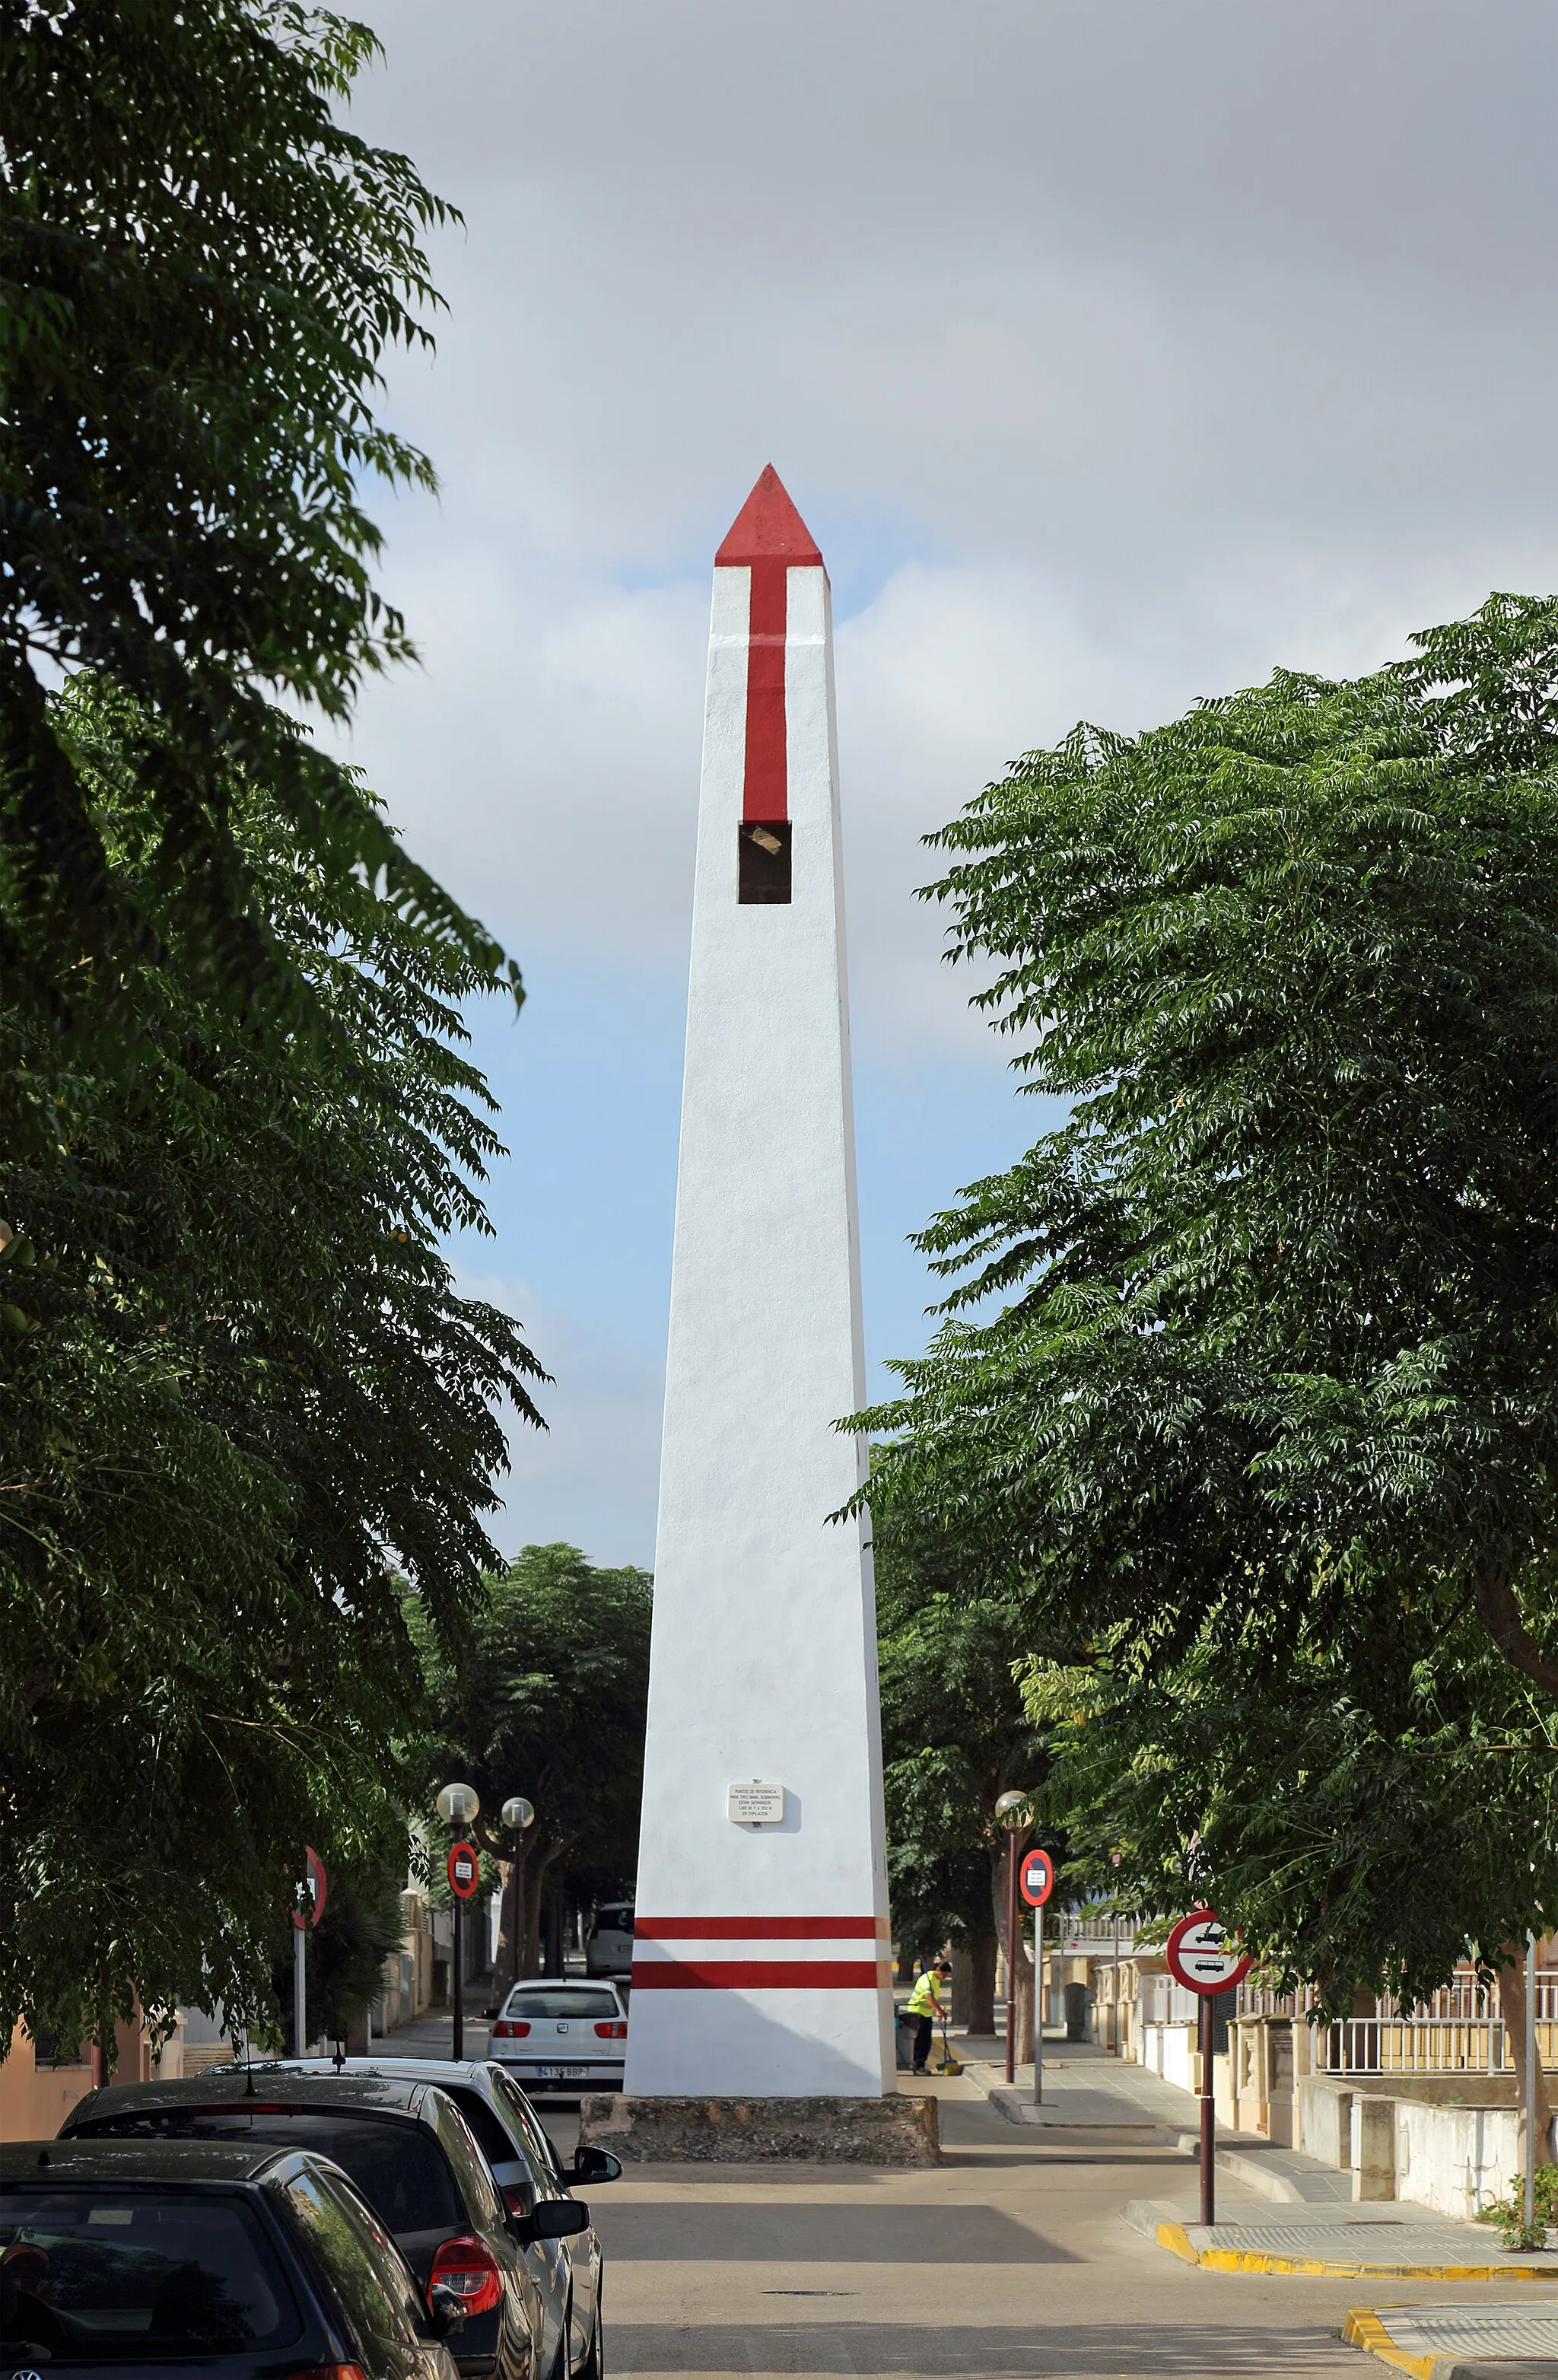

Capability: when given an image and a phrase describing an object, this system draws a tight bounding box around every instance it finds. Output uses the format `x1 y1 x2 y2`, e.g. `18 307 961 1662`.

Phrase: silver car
491 1981 628 2096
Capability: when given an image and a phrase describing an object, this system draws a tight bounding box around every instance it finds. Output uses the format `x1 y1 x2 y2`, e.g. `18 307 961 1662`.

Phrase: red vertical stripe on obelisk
717 466 822 826
742 560 787 821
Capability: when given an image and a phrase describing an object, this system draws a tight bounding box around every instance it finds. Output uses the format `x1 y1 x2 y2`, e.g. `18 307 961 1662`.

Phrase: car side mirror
512 2198 590 2243
502 2180 536 2223
566 2146 622 2186
428 2282 469 2338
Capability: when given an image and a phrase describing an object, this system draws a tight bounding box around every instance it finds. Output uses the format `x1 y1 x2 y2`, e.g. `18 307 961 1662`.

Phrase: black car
0 2133 463 2377
273 2059 621 2380
61 2071 587 2380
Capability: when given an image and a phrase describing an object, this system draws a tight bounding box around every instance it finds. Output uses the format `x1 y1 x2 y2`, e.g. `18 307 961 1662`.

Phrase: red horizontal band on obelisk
715 466 823 824
635 1916 880 1938
631 1914 887 1990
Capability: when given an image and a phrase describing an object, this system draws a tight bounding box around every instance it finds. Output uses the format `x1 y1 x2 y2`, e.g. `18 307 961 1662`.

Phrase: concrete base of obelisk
577 2092 940 2165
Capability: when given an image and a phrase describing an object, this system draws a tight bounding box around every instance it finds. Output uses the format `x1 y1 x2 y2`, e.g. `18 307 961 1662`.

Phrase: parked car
264 2057 619 2380
585 1904 634 1978
61 2068 587 2379
0 2133 465 2377
491 1981 629 2097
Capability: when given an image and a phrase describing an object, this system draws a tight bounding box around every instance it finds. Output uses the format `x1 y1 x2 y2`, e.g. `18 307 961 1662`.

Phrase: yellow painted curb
1340 2308 1435 2378
1151 2219 1552 2281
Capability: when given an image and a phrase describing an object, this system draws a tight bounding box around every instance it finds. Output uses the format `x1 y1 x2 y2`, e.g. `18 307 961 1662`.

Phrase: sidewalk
1345 2298 1558 2378
959 2029 1229 2140
1126 2197 1558 2281
957 2026 1558 2288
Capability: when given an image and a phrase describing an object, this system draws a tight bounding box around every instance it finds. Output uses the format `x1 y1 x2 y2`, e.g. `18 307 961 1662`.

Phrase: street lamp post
995 1790 1030 2087
501 1797 535 1993
436 1783 481 2060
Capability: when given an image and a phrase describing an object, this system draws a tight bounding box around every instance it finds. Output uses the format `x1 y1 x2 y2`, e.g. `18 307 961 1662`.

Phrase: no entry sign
447 1840 481 1901
1019 1848 1055 1908
291 1845 328 1933
1165 1908 1251 1996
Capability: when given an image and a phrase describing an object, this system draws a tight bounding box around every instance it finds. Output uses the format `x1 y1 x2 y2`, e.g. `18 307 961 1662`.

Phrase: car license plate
529 2064 590 2078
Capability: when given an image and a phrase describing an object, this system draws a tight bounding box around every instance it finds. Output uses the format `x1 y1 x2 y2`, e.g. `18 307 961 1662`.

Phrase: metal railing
1319 2014 1558 2075
1138 1974 1203 2026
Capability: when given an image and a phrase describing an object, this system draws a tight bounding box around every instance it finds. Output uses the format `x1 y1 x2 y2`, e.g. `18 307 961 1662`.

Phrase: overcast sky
338 0 1558 1567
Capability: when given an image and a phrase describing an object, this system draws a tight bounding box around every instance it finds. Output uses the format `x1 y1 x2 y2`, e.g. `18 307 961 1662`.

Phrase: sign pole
510 1835 525 1991
1199 1991 1214 2226
453 1892 464 2061
1165 1910 1248 2232
290 1845 326 2059
1005 1833 1019 2086
444 1836 481 2062
1018 1846 1055 2105
1526 1929 1537 2235
1033 1901 1044 2105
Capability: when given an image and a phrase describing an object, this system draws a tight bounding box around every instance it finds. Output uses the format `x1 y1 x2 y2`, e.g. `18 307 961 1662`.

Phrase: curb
1342 2304 1558 2378
1342 2307 1436 2378
1150 2217 1556 2281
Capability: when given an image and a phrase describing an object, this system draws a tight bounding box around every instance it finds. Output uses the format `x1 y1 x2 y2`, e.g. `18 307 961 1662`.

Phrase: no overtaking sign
1165 1908 1251 1996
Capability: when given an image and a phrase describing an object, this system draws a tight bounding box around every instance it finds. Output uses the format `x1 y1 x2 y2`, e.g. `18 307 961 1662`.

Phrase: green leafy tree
272 1844 410 2054
858 593 1558 2010
415 1545 652 1983
0 677 543 2060
0 0 513 1046
876 1519 1048 2033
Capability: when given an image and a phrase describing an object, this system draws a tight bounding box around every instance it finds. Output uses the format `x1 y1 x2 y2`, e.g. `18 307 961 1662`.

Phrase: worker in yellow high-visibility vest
905 1960 953 2074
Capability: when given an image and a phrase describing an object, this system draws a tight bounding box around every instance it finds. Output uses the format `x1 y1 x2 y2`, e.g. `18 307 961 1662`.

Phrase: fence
1134 1955 1558 2075
1318 2011 1558 2076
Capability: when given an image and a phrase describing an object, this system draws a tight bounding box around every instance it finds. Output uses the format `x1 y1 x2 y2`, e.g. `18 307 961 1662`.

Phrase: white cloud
454 1266 664 1571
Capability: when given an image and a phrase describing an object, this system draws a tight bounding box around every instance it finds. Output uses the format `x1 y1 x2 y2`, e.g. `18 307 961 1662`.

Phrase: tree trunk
1500 1942 1553 2172
521 1841 567 1977
952 1930 998 2038
492 1851 528 1993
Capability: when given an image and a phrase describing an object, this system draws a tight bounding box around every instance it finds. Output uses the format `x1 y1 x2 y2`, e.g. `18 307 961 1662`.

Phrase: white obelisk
625 468 893 2098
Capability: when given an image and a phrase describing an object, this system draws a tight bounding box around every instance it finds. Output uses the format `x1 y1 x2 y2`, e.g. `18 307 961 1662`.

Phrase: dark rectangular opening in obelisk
738 818 792 904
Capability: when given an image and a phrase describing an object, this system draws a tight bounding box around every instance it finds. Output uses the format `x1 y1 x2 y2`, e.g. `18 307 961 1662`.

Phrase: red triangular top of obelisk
715 465 823 566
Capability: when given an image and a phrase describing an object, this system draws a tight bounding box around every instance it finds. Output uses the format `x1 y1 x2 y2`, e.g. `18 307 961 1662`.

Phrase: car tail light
431 2233 504 2317
284 2366 367 2378
492 2018 531 2038
593 2019 628 2039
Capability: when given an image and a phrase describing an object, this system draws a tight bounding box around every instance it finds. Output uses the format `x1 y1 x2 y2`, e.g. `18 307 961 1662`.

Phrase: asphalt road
371 2020 1541 2376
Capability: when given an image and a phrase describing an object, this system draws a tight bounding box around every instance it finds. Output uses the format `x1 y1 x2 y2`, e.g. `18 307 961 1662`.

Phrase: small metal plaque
727 1779 784 1825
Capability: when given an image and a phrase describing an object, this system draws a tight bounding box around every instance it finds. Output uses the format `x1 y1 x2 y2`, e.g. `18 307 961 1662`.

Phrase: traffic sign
447 1840 481 1901
291 1846 328 1933
1019 1847 1055 1908
1165 1908 1250 1996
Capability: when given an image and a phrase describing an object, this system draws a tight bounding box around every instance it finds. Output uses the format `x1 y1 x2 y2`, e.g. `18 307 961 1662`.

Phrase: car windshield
596 1911 634 1932
504 1988 620 2019
0 2183 299 2358
72 2113 460 2238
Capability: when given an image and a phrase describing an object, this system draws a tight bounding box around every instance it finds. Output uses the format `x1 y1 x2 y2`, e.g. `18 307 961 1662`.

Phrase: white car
586 1903 634 1977
491 1979 629 2096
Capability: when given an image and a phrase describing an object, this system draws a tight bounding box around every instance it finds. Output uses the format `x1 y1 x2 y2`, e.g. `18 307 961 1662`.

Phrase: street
374 2020 1534 2377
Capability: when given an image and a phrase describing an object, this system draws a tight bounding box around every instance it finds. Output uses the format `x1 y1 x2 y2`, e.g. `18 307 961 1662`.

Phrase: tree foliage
0 0 513 1037
272 1841 409 2054
859 595 1558 2003
415 1545 653 1976
0 678 543 2055
875 1518 1047 1976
